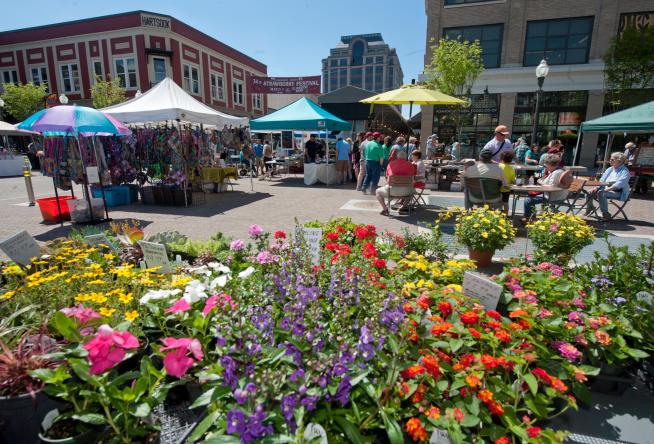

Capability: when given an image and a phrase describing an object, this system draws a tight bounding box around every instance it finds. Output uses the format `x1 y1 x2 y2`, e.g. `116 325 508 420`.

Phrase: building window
60 64 80 93
232 79 244 106
365 57 373 64
524 17 594 66
210 73 224 101
339 58 347 66
114 57 137 88
351 41 364 65
365 67 373 91
153 58 166 84
329 69 338 91
330 59 338 67
339 69 347 89
92 60 103 83
444 24 503 68
0 69 18 86
387 69 394 89
445 0 499 4
30 66 48 92
375 56 384 63
252 93 262 109
183 63 200 95
374 66 384 92
351 67 363 88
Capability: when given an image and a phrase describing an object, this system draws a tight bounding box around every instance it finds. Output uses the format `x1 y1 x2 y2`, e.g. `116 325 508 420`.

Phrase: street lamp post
59 94 69 105
530 59 550 147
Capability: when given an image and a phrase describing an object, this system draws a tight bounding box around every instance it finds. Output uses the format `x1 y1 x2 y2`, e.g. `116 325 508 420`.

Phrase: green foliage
168 232 230 259
400 224 448 261
425 37 484 139
453 207 516 252
603 27 654 106
146 231 188 247
527 212 595 264
0 82 47 121
91 78 127 109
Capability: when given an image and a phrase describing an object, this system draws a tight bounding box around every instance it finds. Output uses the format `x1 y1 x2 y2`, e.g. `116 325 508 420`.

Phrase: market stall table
200 167 238 192
304 162 337 186
510 184 564 218
0 155 29 177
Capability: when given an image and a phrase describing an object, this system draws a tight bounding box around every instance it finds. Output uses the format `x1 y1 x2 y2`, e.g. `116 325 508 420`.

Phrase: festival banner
248 76 321 94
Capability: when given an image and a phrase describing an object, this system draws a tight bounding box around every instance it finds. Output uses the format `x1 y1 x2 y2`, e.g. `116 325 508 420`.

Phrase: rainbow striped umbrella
17 105 130 136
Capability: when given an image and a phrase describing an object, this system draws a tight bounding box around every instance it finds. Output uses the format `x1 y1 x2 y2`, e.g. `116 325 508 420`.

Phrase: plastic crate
122 184 140 203
36 196 75 223
91 186 129 207
68 198 105 223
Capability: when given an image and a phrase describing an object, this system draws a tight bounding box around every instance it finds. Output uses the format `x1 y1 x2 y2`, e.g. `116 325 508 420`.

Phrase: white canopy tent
101 77 248 127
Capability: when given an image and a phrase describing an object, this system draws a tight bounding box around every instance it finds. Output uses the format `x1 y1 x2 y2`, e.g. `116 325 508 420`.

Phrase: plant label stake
0 230 40 266
430 429 453 444
138 241 172 273
636 291 653 306
463 271 503 311
304 423 327 444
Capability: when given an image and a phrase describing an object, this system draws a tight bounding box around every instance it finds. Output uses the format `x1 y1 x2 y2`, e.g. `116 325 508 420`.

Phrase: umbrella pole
92 136 110 220
52 176 63 227
74 135 95 223
572 126 582 166
407 102 413 151
601 134 612 174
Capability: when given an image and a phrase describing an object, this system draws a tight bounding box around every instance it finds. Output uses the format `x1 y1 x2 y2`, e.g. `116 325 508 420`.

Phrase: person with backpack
483 125 514 163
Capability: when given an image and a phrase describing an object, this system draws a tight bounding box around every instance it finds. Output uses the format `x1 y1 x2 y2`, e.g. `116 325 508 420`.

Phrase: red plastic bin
36 196 76 223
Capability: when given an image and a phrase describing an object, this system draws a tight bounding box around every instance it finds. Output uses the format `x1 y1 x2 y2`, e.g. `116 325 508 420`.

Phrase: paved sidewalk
0 174 652 264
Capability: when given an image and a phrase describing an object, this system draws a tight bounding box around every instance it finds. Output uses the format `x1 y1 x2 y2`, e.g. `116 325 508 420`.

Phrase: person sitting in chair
461 147 508 207
585 152 631 221
376 156 416 216
523 154 569 221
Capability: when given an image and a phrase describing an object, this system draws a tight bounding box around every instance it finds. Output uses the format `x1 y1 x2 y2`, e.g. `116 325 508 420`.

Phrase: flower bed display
0 214 652 444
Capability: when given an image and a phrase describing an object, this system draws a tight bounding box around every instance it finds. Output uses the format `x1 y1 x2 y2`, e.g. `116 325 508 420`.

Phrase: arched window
351 41 364 65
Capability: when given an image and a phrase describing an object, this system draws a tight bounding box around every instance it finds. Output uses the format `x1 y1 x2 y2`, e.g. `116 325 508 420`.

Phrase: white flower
209 274 229 289
139 289 182 304
238 266 255 279
183 280 208 303
386 260 397 270
208 262 231 274
186 265 212 276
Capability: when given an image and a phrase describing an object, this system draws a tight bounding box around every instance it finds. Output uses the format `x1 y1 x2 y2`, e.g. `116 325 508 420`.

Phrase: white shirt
483 137 513 163
541 168 569 202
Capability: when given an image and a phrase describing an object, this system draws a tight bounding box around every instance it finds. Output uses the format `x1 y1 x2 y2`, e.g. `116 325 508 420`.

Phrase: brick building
0 10 268 117
421 1 654 166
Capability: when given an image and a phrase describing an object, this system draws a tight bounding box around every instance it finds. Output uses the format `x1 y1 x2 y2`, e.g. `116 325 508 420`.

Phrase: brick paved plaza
2 173 653 263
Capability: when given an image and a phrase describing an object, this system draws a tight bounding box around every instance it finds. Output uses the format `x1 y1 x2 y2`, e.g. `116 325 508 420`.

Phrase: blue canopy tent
250 97 351 131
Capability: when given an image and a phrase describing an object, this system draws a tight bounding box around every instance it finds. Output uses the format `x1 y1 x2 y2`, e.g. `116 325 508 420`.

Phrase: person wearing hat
624 142 638 163
356 132 374 191
361 132 384 194
483 125 514 163
461 146 508 207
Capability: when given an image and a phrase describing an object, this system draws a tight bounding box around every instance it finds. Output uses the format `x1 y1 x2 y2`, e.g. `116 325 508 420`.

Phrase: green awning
250 97 352 131
581 100 654 133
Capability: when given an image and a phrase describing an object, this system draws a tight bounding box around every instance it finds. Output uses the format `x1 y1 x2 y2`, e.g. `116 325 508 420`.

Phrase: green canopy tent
250 97 351 132
574 100 654 169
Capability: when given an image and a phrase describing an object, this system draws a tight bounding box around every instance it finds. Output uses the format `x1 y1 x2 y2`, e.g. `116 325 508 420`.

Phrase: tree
91 77 127 109
0 82 47 121
425 37 484 140
603 26 654 110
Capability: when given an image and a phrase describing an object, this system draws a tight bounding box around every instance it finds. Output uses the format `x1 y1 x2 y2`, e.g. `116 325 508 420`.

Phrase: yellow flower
118 293 133 304
88 279 105 285
99 307 116 317
103 253 115 260
171 276 193 288
1 290 16 299
90 293 107 304
446 284 462 292
415 262 427 271
124 310 139 321
481 232 489 238
442 269 453 277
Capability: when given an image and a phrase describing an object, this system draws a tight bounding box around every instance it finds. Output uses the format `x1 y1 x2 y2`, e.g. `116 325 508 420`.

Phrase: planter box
141 186 155 205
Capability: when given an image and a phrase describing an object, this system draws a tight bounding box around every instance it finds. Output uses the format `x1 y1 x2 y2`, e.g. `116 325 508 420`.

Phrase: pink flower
550 223 559 233
230 239 245 251
202 293 236 317
83 325 139 375
60 304 101 324
165 298 192 315
256 251 275 264
555 341 582 362
160 337 203 378
538 308 553 318
248 224 263 238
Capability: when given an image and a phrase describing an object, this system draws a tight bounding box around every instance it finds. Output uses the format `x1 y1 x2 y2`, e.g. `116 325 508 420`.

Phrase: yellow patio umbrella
360 84 466 140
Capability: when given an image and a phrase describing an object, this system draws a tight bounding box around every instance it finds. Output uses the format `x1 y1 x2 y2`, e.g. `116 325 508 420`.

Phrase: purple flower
554 341 582 362
221 356 238 389
230 239 245 251
591 275 612 289
234 388 249 405
248 224 264 238
335 376 352 406
289 368 305 382
360 325 374 344
226 409 246 434
568 311 584 324
301 395 320 411
280 394 298 431
614 296 627 304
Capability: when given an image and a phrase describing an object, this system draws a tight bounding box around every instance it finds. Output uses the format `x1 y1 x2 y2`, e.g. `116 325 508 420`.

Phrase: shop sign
141 14 171 30
618 12 654 36
249 76 321 94
433 106 497 114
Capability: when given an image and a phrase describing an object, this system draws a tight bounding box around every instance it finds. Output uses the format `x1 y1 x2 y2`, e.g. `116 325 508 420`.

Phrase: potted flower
0 334 60 444
527 212 594 264
454 206 516 267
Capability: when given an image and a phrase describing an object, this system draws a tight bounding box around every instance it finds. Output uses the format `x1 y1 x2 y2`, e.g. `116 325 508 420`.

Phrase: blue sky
1 0 427 115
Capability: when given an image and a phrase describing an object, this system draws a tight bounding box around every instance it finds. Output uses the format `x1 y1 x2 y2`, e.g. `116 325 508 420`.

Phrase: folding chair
386 175 416 216
411 175 428 209
550 178 587 214
464 177 503 210
586 176 637 221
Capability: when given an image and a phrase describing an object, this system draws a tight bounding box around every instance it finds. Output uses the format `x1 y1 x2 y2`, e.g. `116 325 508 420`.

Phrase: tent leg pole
572 127 582 166
53 176 63 227
601 134 612 175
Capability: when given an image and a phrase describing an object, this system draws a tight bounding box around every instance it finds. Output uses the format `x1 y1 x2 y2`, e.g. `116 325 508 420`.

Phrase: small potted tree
527 212 595 265
454 206 516 267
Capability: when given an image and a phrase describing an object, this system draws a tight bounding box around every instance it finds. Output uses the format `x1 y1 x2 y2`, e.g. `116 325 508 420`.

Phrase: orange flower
487 400 504 416
509 308 529 318
595 330 612 346
431 322 453 336
550 377 568 393
426 406 441 420
495 437 510 444
480 354 498 369
574 369 588 383
466 373 482 388
416 294 431 310
403 302 414 313
477 388 494 403
422 355 440 379
411 384 426 404
494 329 511 343
460 311 479 325
452 407 465 422
405 417 427 442
402 364 426 379
468 327 482 339
399 381 411 397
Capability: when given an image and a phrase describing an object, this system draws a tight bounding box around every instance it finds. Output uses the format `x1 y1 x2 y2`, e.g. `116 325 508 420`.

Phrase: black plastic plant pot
0 390 60 444
38 409 100 444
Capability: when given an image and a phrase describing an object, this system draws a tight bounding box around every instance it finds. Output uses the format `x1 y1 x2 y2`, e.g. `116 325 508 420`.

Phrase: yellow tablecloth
199 167 238 184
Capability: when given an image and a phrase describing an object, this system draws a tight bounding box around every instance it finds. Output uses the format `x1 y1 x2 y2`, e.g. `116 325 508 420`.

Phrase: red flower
477 388 494 403
550 377 568 393
405 417 427 442
274 230 286 239
325 242 339 251
416 294 431 310
401 364 425 379
374 258 387 269
480 354 498 369
403 302 415 314
431 322 453 336
531 368 552 385
326 231 339 241
452 407 465 422
438 301 453 318
487 400 504 416
422 355 440 378
495 438 510 444
411 383 426 403
362 242 378 258
526 427 541 438
468 327 482 339
460 311 480 325
487 310 501 321
494 329 511 343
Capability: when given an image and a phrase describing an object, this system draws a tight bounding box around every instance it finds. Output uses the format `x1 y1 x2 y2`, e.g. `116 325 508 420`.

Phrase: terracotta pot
468 248 494 267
